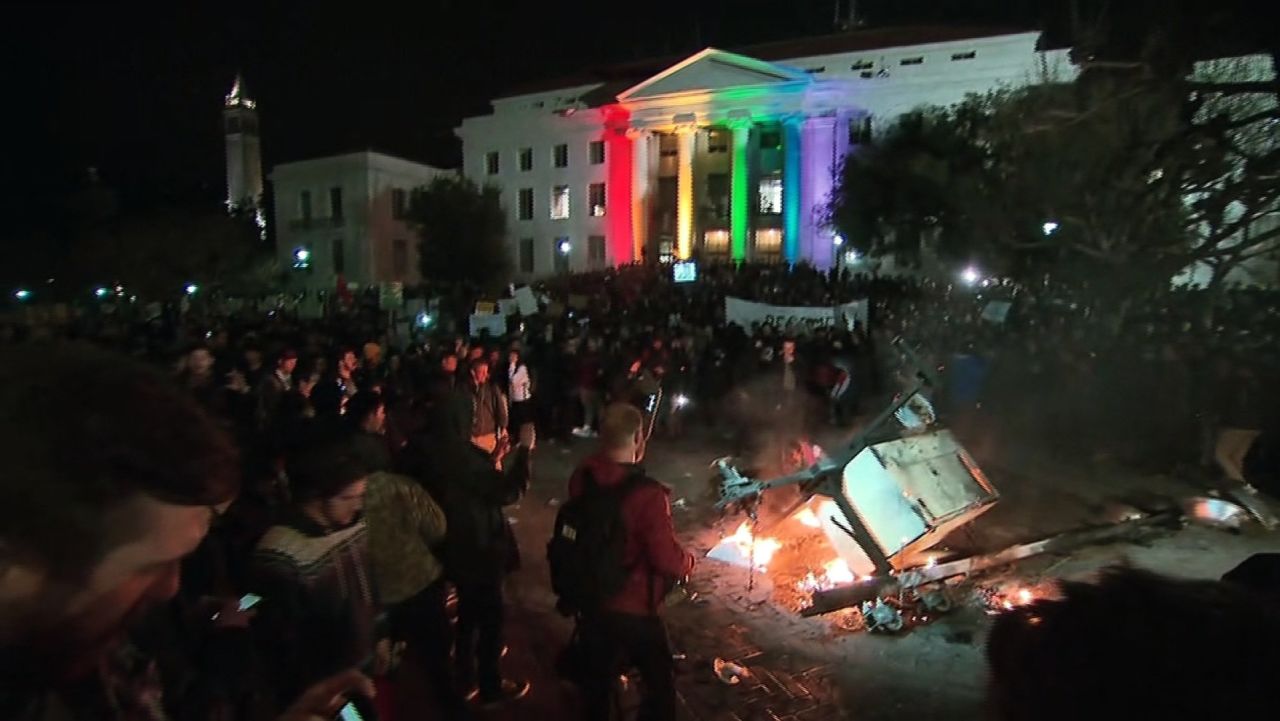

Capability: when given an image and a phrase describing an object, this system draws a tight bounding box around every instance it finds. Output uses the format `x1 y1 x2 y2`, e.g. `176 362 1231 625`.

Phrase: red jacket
568 453 695 616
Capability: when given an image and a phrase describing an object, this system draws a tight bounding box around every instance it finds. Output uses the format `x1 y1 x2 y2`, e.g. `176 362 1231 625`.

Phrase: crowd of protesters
2 259 1279 721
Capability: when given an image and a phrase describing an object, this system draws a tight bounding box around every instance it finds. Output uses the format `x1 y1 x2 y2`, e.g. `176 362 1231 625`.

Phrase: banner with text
725 297 869 333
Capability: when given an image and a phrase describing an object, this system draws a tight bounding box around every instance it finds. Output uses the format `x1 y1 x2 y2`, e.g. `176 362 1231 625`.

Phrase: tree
72 204 274 299
407 175 510 291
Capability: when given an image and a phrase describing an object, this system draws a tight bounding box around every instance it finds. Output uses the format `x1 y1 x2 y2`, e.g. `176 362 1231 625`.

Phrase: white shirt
509 364 532 402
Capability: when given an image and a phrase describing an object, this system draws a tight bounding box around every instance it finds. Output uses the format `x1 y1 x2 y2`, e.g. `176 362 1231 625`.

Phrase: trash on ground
713 658 752 685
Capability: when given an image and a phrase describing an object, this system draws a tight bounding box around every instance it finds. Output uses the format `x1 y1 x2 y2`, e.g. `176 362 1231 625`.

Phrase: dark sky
1 0 1062 225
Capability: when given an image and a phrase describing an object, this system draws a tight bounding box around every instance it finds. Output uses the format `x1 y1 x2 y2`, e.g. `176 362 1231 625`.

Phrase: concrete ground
390 420 1278 721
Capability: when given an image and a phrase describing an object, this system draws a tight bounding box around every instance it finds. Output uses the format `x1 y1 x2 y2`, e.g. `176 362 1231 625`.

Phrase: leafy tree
407 175 510 292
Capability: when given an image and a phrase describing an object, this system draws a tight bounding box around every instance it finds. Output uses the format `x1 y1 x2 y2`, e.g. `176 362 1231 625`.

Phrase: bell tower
224 74 263 213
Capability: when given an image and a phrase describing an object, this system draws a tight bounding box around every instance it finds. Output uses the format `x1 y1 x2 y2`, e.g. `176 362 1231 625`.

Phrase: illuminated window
519 238 535 273
553 144 569 168
588 183 606 217
519 148 533 172
486 152 500 175
707 129 728 154
392 239 408 279
518 188 534 220
758 174 783 215
588 235 606 268
551 185 570 219
754 228 783 253
703 229 730 254
589 141 605 165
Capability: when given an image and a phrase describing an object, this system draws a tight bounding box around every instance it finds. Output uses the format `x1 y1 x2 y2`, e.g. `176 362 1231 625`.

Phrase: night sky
0 2 1063 217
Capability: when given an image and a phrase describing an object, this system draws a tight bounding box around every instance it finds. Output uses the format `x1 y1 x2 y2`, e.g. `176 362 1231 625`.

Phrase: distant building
456 27 1074 278
224 75 264 216
269 151 451 290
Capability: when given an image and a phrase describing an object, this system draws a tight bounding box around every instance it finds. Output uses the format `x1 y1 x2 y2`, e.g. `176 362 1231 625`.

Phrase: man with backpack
550 403 695 721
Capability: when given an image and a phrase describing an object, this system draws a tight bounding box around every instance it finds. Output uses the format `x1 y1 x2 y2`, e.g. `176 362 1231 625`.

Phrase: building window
391 188 407 220
850 59 874 71
951 51 977 61
518 188 534 221
588 183 606 217
299 190 312 220
486 151 500 175
588 235 606 268
329 187 343 221
589 141 605 165
553 144 569 168
703 229 730 254
899 56 924 66
706 173 729 221
392 239 408 279
859 70 874 79
804 66 826 74
758 173 783 215
519 148 533 172
849 116 873 145
707 129 728 154
659 134 678 158
332 238 345 274
754 228 783 253
553 237 570 273
759 130 782 151
519 238 535 274
550 185 570 220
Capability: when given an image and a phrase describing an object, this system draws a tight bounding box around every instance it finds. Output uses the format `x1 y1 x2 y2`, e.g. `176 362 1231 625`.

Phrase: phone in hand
238 593 263 611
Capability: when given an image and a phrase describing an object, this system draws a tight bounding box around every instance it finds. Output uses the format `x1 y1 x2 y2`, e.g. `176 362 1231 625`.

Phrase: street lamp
1042 221 1060 236
833 235 845 247
558 240 571 255
185 283 199 296
960 266 980 286
13 288 31 302
293 247 312 269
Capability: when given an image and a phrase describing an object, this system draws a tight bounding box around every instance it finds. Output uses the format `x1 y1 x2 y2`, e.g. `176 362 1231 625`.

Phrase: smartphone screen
238 593 263 611
336 701 364 721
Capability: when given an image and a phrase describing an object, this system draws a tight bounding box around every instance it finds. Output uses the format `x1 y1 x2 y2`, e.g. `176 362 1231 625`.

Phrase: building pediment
618 48 809 101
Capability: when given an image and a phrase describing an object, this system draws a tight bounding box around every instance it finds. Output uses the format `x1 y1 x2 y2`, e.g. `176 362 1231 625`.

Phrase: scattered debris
713 658 752 685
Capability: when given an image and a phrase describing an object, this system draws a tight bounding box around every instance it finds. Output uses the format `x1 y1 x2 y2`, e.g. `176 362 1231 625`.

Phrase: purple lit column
800 114 837 270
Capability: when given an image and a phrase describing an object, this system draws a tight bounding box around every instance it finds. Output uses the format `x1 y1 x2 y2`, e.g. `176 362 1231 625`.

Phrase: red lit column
603 106 634 265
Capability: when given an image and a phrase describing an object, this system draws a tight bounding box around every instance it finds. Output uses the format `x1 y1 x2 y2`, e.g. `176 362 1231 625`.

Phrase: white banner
726 297 869 333
468 313 507 338
498 298 520 316
514 286 539 316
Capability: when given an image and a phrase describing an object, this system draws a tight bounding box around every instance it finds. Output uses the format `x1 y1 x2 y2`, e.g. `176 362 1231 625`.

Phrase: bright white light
558 240 571 255
13 289 31 301
1042 221 1060 236
294 248 311 262
185 283 199 296
960 267 980 285
833 235 845 247
94 287 110 299
674 394 691 409
845 250 860 264
416 312 433 328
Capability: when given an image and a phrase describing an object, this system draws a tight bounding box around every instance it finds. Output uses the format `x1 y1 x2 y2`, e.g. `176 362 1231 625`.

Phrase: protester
250 431 387 711
565 403 695 721
0 344 375 721
466 357 509 460
422 393 532 708
506 346 535 436
257 348 298 429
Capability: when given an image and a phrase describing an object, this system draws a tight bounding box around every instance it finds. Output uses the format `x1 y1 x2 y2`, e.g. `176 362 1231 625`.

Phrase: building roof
496 25 1034 99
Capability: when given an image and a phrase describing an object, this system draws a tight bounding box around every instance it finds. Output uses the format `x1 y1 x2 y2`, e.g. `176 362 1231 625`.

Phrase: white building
269 151 452 290
457 26 1073 278
224 75 264 214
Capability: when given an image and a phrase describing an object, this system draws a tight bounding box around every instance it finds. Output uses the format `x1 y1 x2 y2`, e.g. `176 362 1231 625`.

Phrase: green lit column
782 117 803 264
729 121 752 262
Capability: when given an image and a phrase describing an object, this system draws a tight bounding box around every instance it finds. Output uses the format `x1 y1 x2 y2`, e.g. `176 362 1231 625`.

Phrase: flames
794 507 821 528
723 522 783 570
797 558 863 593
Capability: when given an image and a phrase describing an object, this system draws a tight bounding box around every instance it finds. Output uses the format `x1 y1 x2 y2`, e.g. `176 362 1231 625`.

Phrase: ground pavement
389 422 1278 721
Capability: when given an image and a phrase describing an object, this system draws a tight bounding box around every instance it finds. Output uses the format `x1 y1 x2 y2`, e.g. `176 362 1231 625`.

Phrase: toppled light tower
715 338 999 580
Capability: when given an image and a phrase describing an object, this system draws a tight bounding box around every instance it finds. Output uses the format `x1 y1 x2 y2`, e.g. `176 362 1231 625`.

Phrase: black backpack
548 466 649 616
